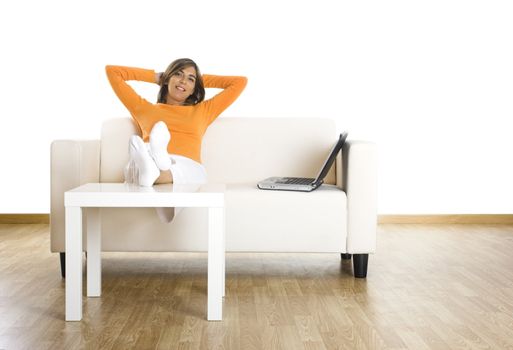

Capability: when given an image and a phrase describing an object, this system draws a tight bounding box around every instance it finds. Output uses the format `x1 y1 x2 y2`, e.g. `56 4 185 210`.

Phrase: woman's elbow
237 76 248 88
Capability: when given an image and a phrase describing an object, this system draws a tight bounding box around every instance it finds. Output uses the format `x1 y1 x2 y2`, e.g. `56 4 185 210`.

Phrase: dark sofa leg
60 252 65 278
353 254 368 278
340 253 352 260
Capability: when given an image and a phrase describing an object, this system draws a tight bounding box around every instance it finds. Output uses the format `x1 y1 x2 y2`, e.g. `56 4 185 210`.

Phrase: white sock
149 121 172 171
129 135 160 187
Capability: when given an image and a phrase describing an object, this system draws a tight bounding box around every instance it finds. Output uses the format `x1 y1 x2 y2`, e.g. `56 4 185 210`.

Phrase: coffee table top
65 183 225 208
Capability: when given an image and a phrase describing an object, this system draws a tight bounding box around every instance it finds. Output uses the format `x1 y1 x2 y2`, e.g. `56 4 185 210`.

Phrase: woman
106 59 247 185
106 59 247 221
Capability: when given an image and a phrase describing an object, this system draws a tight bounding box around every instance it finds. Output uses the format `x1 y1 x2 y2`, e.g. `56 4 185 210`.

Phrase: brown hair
157 58 205 105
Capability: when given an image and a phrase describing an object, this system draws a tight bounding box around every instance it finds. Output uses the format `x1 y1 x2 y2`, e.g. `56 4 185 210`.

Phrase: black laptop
257 132 348 192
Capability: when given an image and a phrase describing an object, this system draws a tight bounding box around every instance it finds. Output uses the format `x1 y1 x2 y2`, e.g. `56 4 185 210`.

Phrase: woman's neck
165 94 186 106
166 97 181 106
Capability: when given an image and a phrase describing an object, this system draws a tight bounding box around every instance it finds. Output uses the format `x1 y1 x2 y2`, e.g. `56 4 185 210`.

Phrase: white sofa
51 117 377 278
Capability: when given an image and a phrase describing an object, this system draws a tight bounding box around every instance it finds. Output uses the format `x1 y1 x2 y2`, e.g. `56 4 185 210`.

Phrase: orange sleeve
105 65 156 115
201 75 247 125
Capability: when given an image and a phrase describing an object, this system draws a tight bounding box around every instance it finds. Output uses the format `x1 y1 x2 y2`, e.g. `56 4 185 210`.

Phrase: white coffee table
64 183 225 321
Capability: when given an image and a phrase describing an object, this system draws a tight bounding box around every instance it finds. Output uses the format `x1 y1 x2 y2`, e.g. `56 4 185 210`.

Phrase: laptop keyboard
280 177 316 185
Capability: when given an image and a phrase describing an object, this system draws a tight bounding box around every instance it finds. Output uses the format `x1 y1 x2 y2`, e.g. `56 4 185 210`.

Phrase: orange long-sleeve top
106 65 247 163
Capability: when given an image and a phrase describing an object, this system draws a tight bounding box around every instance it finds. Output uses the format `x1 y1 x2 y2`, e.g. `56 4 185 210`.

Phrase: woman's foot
129 135 160 187
156 207 175 223
149 121 172 170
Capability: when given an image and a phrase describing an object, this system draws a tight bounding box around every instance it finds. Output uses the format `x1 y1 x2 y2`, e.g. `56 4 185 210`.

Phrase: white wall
1 0 512 214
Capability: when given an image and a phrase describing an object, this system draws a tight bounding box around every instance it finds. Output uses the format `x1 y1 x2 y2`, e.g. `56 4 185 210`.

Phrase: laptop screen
313 132 348 184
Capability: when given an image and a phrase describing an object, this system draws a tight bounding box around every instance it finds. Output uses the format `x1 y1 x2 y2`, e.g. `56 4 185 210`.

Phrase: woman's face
166 65 197 105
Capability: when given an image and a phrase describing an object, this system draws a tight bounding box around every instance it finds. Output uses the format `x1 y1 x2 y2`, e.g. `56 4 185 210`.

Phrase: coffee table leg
65 206 82 321
208 207 224 321
87 208 101 297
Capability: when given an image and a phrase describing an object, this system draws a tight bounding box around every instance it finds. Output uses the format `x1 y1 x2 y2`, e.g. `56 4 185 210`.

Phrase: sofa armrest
339 140 378 253
50 140 100 252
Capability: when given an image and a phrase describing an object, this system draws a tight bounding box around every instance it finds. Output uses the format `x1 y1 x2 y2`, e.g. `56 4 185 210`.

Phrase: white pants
167 154 208 185
155 154 207 223
124 153 208 223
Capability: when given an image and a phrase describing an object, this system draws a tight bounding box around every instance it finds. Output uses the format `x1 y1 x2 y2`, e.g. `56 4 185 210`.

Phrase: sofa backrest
100 117 338 184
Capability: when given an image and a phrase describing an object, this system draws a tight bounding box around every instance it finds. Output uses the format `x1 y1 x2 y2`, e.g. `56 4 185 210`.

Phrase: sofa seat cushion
99 183 347 253
225 183 347 252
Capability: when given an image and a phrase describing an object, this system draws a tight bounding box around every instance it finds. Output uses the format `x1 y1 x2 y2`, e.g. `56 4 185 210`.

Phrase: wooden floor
1 224 513 349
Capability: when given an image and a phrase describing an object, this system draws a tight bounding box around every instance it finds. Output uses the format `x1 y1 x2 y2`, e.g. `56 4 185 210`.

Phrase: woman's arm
105 65 157 114
201 75 248 125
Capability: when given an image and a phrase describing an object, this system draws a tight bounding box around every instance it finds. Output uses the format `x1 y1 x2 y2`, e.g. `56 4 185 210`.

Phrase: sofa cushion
203 118 338 184
99 183 347 253
100 117 339 185
100 118 138 182
225 183 347 252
